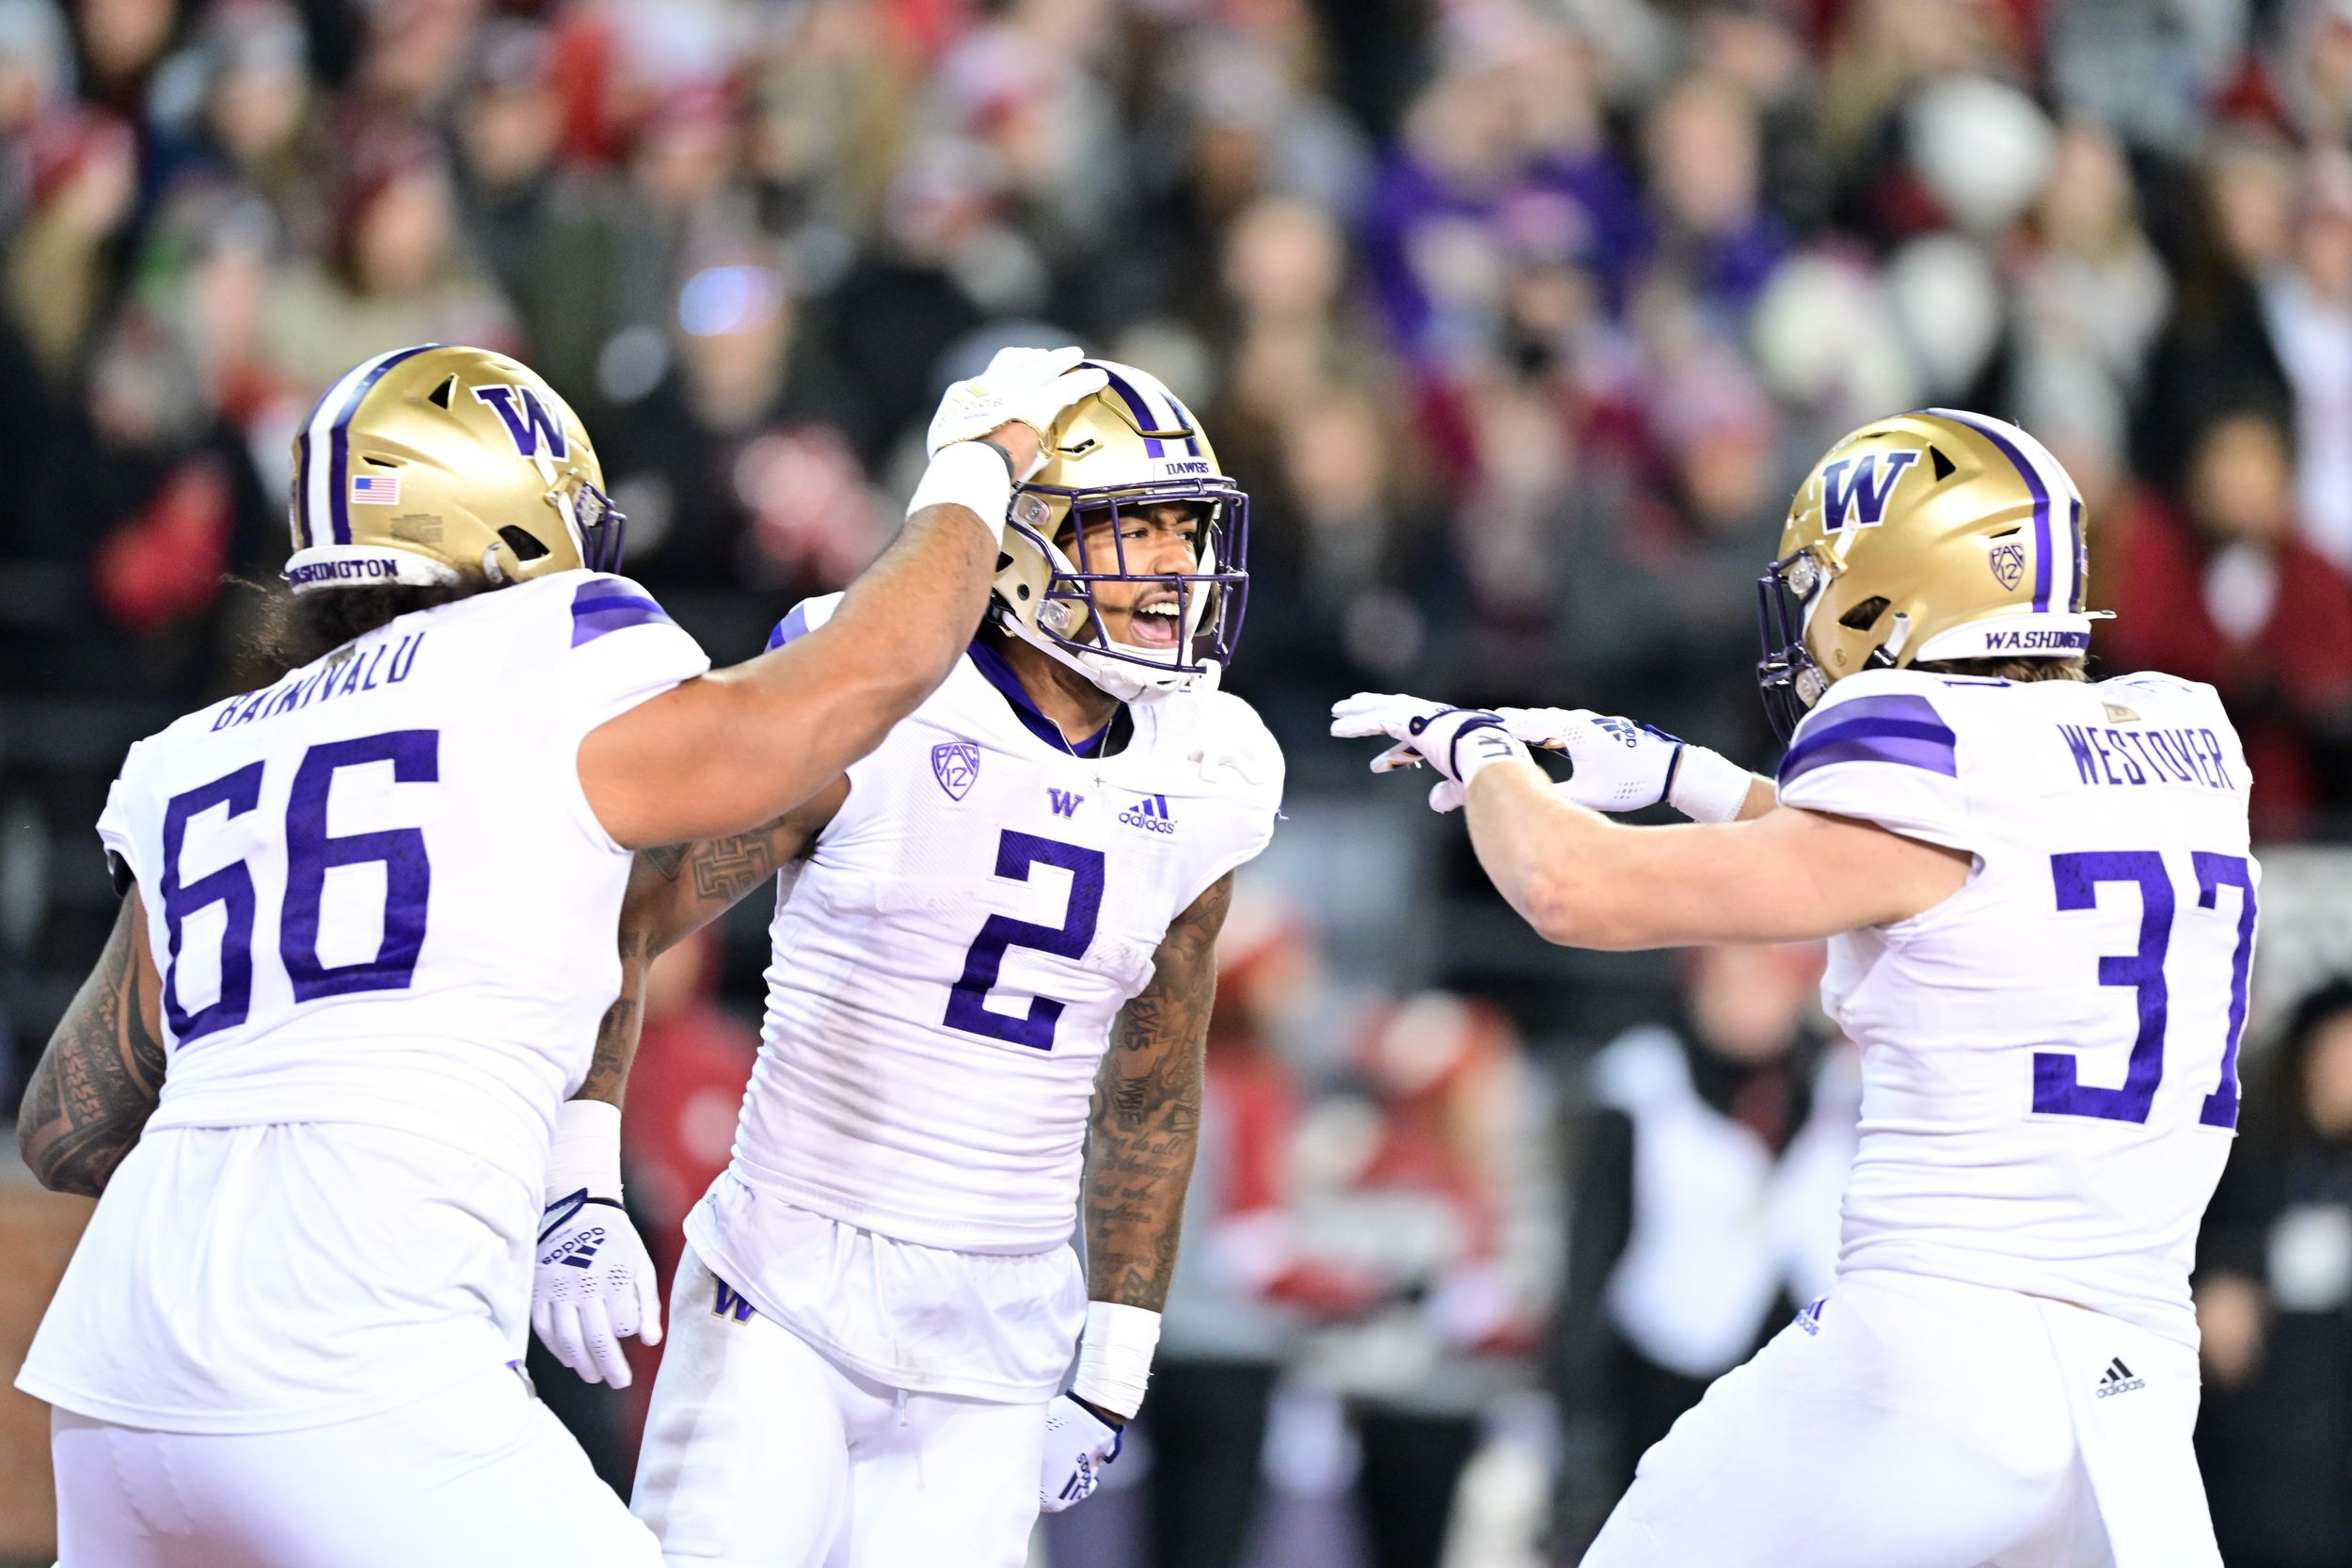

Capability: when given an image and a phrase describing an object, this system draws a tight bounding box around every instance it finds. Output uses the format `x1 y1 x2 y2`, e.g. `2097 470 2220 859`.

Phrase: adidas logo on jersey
1120 794 1176 834
2094 1357 2144 1398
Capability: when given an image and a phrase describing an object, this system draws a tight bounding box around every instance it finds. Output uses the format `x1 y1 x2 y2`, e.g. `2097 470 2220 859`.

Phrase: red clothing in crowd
2101 492 2352 837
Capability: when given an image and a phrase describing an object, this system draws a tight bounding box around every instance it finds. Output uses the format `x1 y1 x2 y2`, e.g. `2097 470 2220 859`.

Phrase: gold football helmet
284 344 624 594
1756 407 2097 739
993 360 1248 701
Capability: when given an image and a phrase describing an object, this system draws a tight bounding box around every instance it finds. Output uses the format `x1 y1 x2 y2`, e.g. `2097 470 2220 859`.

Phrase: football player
12 341 1108 1567
1335 409 2249 1568
548 361 1283 1568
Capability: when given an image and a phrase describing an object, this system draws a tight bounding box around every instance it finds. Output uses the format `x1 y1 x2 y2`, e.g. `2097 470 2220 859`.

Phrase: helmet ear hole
1839 595 1891 631
497 525 551 562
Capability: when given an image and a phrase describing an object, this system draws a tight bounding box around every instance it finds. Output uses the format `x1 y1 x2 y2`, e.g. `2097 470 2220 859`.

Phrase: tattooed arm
19 886 167 1196
571 777 849 1108
1084 873 1233 1314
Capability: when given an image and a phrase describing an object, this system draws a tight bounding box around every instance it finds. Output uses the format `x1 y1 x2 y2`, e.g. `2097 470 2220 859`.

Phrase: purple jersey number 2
943 831 1105 1051
2033 848 2255 1129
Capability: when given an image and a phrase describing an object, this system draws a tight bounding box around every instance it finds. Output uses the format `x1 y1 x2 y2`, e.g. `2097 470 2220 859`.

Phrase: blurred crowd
15 0 2352 1563
8 0 2352 828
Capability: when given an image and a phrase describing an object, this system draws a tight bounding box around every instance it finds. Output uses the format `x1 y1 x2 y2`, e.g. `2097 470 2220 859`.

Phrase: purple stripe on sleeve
1096 367 1166 459
766 603 813 650
326 344 437 545
1779 729 1961 786
570 586 673 646
1928 408 2051 612
1779 692 1958 784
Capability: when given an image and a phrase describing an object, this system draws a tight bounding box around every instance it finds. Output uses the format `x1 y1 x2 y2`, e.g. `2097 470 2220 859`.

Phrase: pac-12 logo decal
472 384 569 461
1819 450 1920 531
932 741 981 800
1988 541 2026 592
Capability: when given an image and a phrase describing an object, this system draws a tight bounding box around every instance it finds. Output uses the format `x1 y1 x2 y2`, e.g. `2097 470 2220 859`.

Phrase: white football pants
51 1360 659 1567
1582 1269 2219 1568
632 1245 1045 1568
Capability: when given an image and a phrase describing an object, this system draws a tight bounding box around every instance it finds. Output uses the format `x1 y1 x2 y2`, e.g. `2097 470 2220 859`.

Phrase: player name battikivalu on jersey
17 572 711 1434
1774 666 2257 1349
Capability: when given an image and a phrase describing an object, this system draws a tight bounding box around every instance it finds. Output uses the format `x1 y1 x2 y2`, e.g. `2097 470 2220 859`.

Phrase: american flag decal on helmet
349 473 402 505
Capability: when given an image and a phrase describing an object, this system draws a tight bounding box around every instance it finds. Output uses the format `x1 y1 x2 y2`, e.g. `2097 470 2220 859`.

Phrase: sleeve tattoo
1084 873 1232 1311
577 816 793 1108
19 892 167 1196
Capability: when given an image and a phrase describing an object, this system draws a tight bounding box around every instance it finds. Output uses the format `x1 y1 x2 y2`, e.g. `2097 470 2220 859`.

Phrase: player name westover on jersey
2053 720 2233 791
207 632 429 731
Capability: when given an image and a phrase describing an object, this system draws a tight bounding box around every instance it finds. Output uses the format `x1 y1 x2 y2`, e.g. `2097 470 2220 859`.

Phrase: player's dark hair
246 579 503 677
1911 657 2091 684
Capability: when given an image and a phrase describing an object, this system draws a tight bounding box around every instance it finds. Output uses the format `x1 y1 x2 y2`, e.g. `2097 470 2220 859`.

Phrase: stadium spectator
2102 406 2352 838
2195 977 2352 1568
1548 942 1851 1554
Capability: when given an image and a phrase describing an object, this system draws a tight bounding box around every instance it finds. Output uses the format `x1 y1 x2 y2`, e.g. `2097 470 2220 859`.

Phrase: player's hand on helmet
1039 1393 1124 1513
532 1188 662 1386
926 345 1108 480
1329 691 1531 807
1493 706 1754 823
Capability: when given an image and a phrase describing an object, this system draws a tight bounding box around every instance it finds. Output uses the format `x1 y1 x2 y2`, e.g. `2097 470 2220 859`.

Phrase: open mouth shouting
1123 592 1184 651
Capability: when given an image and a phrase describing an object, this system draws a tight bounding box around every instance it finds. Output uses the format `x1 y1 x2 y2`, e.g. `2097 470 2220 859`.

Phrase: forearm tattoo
1085 875 1231 1310
20 901 167 1196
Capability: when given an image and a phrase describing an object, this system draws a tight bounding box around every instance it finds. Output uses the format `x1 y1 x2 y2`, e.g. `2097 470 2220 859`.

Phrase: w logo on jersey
1120 794 1176 835
932 742 980 801
473 384 569 462
1820 451 1920 531
1048 788 1084 817
712 1281 757 1323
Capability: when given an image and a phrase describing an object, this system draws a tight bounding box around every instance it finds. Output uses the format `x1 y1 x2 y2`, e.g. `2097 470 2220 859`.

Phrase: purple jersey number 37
2032 848 2255 1129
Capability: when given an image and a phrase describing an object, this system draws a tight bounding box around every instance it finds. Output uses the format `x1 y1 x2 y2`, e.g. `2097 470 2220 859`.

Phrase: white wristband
1665 745 1755 824
907 439 1015 542
1071 1301 1161 1420
546 1099 623 1203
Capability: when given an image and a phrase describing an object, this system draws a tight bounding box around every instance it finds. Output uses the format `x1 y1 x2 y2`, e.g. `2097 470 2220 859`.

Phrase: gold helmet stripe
296 342 441 548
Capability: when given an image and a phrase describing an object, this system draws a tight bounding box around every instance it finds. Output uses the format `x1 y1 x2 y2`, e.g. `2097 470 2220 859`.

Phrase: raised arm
1463 759 1967 949
19 886 167 1196
579 348 1106 850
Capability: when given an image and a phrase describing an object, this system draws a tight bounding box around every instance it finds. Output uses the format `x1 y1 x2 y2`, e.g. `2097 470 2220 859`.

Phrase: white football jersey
1778 667 2256 1347
19 571 707 1432
699 595 1282 1266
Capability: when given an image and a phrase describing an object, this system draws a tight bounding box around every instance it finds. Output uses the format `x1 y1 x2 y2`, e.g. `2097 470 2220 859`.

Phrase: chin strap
991 601 1178 704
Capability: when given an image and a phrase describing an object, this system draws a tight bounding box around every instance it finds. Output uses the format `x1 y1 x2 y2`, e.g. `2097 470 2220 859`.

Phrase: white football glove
924 345 1109 479
1329 691 1531 805
531 1101 660 1387
533 1190 661 1387
1492 706 1753 822
1039 1393 1124 1513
